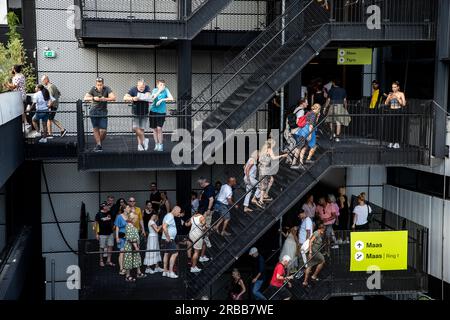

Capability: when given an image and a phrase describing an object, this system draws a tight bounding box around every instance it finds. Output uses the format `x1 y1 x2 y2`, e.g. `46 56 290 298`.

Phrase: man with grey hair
124 80 152 151
41 75 66 138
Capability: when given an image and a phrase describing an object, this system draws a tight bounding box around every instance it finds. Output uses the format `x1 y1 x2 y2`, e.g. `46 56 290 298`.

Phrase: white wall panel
100 171 156 192
383 185 450 283
98 49 155 73
36 9 77 41
368 186 383 207
36 0 73 9
42 193 99 223
42 222 80 253
37 41 97 73
42 163 99 193
43 252 78 282
45 282 79 300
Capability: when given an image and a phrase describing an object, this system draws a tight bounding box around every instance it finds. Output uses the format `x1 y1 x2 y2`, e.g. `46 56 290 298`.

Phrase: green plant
0 12 36 93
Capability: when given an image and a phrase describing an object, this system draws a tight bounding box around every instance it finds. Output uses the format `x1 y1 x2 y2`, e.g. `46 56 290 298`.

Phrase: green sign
350 230 408 271
337 48 372 65
43 50 56 58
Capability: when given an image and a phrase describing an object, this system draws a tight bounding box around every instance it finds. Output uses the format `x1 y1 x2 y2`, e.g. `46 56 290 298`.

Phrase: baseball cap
99 202 108 210
249 247 258 255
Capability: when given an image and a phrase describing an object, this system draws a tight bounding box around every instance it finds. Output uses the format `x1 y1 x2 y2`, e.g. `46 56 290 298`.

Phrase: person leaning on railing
83 77 116 152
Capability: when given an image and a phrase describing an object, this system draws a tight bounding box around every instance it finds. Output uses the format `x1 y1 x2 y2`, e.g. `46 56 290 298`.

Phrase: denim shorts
215 202 231 220
117 238 126 250
90 116 108 129
33 111 49 122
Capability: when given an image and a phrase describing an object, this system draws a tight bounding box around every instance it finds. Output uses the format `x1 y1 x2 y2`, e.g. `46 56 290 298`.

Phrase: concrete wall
383 184 450 283
346 166 387 207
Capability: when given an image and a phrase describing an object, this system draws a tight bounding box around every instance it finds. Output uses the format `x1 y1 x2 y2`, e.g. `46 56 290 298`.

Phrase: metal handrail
267 242 327 300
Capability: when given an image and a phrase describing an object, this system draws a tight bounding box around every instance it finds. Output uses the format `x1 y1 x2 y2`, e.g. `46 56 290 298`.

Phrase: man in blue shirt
124 80 152 151
249 247 267 300
150 79 174 151
324 79 350 142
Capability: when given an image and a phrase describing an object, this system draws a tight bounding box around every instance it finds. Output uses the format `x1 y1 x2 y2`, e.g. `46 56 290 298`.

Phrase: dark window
8 0 22 24
387 167 450 199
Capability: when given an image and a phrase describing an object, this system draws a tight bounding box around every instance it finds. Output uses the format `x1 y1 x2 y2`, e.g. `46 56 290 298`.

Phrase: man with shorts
95 202 115 267
83 78 116 152
124 80 152 151
197 177 215 261
149 80 174 152
213 177 238 237
41 75 67 139
162 206 182 279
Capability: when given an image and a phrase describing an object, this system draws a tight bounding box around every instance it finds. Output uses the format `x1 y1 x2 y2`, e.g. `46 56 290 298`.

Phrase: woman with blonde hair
114 205 130 275
144 213 164 274
279 226 299 272
293 103 322 168
243 150 260 213
124 211 146 282
229 269 246 300
256 139 288 208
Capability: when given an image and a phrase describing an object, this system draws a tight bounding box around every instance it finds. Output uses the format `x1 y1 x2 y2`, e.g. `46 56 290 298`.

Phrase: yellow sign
350 231 408 271
337 48 372 65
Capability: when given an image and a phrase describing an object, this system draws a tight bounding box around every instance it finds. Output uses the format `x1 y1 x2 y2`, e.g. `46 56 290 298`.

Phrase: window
7 0 22 24
0 0 7 25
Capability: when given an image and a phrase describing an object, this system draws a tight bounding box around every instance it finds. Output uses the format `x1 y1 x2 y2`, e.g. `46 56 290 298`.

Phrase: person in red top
267 255 293 300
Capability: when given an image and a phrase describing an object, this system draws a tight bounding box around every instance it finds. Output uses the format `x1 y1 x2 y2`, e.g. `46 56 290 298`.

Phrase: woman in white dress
279 226 299 272
144 214 164 274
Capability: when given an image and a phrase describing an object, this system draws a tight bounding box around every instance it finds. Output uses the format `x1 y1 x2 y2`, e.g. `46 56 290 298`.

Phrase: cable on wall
41 164 78 255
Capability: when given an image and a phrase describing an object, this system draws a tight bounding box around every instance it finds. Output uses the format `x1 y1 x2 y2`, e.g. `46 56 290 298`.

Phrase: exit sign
43 50 56 58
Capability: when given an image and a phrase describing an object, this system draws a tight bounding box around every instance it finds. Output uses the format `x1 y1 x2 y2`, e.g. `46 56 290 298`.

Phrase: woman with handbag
185 211 207 273
352 193 372 231
124 212 147 282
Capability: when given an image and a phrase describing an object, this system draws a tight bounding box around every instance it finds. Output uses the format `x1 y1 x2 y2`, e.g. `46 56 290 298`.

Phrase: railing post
51 259 56 300
76 100 86 152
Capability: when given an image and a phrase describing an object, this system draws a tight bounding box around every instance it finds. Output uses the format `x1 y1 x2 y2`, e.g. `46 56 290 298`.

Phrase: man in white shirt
298 210 313 265
213 177 237 237
162 206 182 278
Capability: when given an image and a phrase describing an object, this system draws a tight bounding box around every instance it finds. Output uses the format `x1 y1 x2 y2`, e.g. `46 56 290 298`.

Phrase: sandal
255 201 265 209
99 261 105 267
106 261 115 267
119 269 126 275
311 276 320 281
136 273 147 279
244 207 253 214
125 276 136 282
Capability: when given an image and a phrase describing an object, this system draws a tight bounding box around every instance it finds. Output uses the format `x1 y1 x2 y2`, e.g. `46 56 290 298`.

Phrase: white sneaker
47 135 54 140
345 239 350 244
154 267 164 273
393 143 400 149
162 271 168 277
204 237 212 248
154 143 159 151
28 131 41 138
190 266 202 273
138 144 145 151
199 256 210 263
158 144 164 152
331 244 339 249
168 272 179 279
388 143 393 148
38 137 47 143
143 138 149 151
336 239 343 245
145 268 155 274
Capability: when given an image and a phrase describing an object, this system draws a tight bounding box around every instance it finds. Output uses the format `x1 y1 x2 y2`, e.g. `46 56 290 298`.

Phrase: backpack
297 114 307 128
287 113 297 129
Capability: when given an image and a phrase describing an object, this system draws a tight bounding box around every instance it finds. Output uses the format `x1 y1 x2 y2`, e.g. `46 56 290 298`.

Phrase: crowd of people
226 188 373 301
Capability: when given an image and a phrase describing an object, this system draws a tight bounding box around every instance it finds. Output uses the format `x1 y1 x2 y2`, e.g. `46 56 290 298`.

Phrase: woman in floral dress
124 212 147 282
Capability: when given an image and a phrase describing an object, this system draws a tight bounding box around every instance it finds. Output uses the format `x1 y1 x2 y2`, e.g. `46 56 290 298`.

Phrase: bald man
162 206 182 279
41 75 67 138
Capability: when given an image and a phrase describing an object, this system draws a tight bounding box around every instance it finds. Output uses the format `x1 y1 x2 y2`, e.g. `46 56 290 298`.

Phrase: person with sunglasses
83 77 116 152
